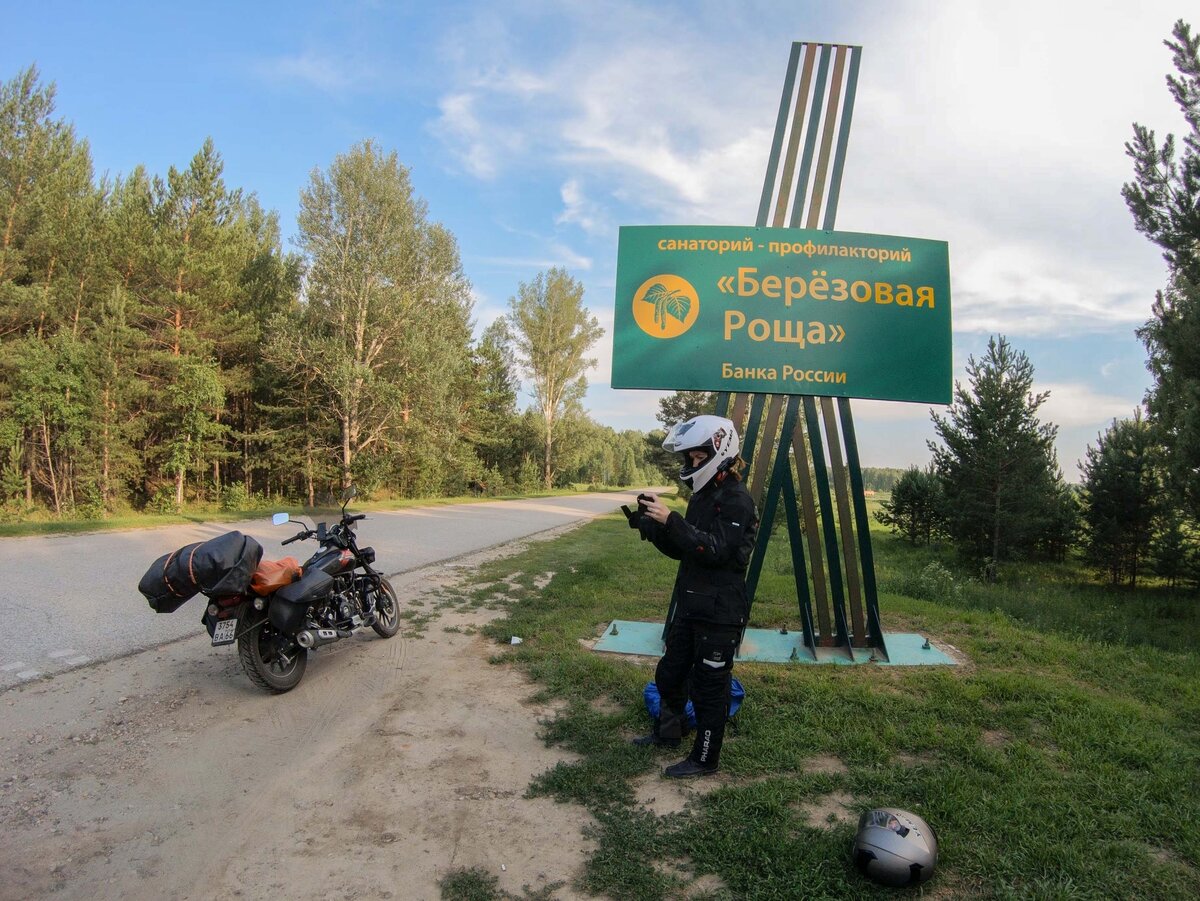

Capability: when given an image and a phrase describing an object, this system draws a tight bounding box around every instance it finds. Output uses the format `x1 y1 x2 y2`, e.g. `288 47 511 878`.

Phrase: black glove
623 496 656 540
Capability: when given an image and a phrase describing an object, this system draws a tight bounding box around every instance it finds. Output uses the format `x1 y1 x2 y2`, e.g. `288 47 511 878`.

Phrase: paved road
0 491 650 690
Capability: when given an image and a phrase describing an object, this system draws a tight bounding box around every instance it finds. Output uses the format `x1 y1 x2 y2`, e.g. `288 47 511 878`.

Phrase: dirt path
0 526 598 901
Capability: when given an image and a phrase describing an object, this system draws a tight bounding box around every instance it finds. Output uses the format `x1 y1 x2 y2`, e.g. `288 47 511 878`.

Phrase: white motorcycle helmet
662 415 740 492
853 808 938 887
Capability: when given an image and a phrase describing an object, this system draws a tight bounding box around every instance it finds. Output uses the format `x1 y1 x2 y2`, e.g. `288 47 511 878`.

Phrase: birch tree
271 140 473 490
506 267 602 489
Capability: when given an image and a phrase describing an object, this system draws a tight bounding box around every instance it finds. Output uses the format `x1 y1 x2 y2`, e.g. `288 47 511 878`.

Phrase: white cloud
430 1 1181 326
1035 381 1141 430
548 242 593 271
253 52 363 93
432 93 501 178
586 305 616 385
949 240 1156 336
474 67 550 98
834 0 1180 336
584 385 667 432
476 244 593 272
485 5 1179 327
556 179 609 236
430 5 775 219
853 398 939 424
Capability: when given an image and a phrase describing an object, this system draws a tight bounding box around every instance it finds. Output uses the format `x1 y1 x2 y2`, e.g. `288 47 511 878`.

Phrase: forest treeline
0 66 660 519
4 18 1198 597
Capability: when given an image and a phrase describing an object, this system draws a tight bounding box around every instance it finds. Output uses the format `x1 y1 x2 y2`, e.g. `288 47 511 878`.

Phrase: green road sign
611 225 951 404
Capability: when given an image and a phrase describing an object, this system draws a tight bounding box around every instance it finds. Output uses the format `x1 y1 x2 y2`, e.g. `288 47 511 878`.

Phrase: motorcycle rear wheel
237 607 308 693
370 578 401 638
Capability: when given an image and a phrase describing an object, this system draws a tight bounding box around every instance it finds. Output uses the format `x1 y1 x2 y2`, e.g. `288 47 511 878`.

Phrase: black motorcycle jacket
641 472 759 625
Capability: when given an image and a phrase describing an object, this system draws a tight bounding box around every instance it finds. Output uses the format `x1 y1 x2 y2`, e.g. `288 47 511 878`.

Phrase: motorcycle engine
333 586 361 626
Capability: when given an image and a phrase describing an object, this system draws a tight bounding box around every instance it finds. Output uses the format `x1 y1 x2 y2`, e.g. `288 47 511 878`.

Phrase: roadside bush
147 485 179 515
887 559 964 603
72 481 107 520
220 482 253 512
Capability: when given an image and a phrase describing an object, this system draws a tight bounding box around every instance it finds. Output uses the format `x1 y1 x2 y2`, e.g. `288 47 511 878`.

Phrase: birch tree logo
632 274 700 339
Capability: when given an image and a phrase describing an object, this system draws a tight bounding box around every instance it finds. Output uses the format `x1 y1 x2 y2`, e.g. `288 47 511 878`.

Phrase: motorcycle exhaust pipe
296 628 342 649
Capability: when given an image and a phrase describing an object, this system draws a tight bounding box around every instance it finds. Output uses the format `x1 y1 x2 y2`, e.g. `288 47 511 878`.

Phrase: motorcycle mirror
272 512 290 526
340 485 357 505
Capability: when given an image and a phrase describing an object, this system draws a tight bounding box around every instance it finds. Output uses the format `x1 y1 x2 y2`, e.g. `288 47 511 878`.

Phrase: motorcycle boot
664 756 719 779
631 704 687 749
663 698 727 777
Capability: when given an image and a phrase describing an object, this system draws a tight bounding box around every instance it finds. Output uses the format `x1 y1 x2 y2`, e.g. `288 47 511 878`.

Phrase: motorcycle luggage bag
138 548 200 613
270 568 334 633
139 531 264 613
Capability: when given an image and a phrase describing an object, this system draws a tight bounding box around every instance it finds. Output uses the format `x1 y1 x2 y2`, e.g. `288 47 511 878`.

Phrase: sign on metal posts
613 225 951 404
605 40 955 665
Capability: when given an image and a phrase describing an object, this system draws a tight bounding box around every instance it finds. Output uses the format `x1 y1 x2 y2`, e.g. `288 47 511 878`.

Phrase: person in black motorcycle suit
630 415 759 778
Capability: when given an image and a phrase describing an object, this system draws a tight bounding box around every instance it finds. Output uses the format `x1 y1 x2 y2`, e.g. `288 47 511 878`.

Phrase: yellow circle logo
632 274 700 339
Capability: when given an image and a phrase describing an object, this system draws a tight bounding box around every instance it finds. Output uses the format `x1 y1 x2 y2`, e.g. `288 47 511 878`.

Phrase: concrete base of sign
593 620 957 666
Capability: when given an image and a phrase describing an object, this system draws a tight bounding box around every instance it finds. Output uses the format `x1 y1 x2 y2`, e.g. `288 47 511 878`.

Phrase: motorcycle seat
250 557 303 595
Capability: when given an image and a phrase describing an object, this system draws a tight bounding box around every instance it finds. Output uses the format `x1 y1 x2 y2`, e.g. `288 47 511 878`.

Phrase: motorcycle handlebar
347 513 366 522
282 531 308 546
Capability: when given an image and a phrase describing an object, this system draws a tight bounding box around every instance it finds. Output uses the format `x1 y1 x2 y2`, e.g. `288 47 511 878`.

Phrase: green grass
439 867 564 901
871 532 1200 655
440 501 1200 900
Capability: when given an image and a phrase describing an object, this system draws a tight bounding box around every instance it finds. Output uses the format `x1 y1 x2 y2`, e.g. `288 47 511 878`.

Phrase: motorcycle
139 486 401 693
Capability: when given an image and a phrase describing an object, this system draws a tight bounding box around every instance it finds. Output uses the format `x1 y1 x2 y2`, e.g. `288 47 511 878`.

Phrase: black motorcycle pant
655 618 740 769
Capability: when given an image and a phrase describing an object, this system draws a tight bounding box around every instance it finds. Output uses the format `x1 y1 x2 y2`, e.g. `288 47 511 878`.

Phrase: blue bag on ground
644 678 745 727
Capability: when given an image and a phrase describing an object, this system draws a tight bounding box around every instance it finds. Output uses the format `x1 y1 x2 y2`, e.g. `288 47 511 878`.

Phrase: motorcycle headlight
359 546 376 564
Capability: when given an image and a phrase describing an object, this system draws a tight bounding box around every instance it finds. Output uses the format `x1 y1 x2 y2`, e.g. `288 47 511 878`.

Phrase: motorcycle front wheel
370 577 401 639
237 607 308 693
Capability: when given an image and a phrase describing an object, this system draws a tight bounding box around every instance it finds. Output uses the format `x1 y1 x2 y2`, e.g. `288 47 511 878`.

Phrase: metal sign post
610 41 953 663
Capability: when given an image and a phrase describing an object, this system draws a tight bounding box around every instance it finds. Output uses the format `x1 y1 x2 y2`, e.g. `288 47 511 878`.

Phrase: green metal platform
594 620 957 666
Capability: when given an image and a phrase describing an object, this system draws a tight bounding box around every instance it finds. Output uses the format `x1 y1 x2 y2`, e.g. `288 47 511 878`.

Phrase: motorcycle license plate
211 618 237 646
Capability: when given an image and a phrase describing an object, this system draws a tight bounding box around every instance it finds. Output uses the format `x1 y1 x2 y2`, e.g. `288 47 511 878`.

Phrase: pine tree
0 66 77 307
468 319 521 481
220 198 298 500
98 172 158 506
1079 412 1162 586
137 140 263 505
0 66 107 512
875 466 946 546
87 286 150 509
1124 20 1200 522
929 336 1063 572
4 333 92 514
1150 506 1198 588
656 390 717 430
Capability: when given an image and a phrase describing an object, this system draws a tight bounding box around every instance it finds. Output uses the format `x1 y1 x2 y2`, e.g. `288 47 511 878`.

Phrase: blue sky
4 1 1188 478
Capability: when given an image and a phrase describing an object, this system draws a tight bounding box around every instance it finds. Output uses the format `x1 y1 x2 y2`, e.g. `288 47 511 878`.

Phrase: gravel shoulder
0 525 598 901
